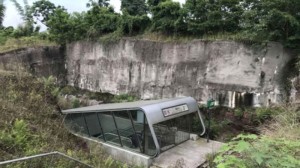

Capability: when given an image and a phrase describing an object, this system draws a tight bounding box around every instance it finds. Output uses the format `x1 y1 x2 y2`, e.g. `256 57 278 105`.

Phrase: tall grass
0 36 56 53
261 105 300 140
0 71 130 167
213 105 300 167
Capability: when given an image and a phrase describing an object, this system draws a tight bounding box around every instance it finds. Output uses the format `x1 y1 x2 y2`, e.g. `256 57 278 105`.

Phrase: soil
201 107 260 142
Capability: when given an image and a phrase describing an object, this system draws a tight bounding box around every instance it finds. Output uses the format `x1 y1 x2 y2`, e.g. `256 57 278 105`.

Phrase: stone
66 39 294 107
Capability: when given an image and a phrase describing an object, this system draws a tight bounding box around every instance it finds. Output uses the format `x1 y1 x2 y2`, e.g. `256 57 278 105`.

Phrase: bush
262 105 300 140
214 105 300 168
233 108 244 119
254 107 280 123
112 94 137 103
214 134 300 168
71 99 80 108
0 119 34 153
151 0 186 35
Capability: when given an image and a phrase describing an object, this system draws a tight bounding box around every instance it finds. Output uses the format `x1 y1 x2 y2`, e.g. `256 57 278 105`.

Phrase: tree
151 0 186 35
119 11 150 35
45 4 121 43
184 0 243 35
0 0 5 28
239 0 300 48
10 0 31 22
85 5 119 36
30 0 57 25
121 0 147 16
147 0 166 8
86 0 109 8
9 0 41 37
97 0 109 7
46 7 73 43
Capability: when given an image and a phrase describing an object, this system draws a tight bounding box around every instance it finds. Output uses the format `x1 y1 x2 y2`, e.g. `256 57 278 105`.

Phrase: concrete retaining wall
0 46 66 83
66 39 294 107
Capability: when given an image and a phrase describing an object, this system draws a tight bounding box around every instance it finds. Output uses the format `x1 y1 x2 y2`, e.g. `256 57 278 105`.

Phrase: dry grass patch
0 36 56 54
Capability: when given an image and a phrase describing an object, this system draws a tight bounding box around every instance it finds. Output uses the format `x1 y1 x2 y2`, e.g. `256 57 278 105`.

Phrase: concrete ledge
69 132 223 168
73 134 152 167
152 138 224 168
101 142 152 167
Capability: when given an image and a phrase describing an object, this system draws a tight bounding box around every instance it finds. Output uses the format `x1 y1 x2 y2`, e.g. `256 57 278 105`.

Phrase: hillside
0 0 299 167
211 104 300 167
0 71 126 167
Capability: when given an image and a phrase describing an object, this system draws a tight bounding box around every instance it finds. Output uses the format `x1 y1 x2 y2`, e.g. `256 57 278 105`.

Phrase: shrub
112 94 137 103
233 108 244 119
262 105 300 140
71 98 80 108
0 119 33 153
214 134 300 168
254 107 281 123
214 105 300 168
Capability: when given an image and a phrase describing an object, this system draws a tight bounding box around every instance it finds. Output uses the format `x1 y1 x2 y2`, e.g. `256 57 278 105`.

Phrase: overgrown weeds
0 36 56 53
213 105 300 168
261 105 300 140
112 94 137 103
214 134 300 168
0 71 128 167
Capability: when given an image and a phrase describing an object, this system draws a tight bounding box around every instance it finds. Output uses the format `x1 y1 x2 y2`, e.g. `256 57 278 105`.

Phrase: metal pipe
111 111 123 147
127 110 143 153
0 151 92 167
197 109 206 136
207 108 211 143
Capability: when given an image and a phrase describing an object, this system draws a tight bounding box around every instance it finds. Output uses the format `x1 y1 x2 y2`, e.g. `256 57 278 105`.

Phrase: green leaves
251 152 264 165
0 119 35 153
119 12 150 35
214 134 300 168
151 0 186 35
184 0 243 35
235 140 251 153
0 4 4 28
121 0 148 16
30 0 57 24
233 134 258 141
0 0 5 27
4 0 297 49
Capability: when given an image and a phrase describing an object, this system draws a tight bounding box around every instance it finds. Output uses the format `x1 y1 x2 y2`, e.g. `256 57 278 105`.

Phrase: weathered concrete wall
0 46 66 83
66 39 294 107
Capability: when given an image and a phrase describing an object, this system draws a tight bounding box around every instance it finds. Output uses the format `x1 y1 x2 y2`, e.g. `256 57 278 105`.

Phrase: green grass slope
0 71 128 167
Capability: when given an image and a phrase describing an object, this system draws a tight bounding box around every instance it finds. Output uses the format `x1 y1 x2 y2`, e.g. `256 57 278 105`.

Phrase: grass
137 31 264 45
212 105 300 167
0 31 263 54
0 36 56 54
140 32 197 43
261 105 300 140
0 71 129 167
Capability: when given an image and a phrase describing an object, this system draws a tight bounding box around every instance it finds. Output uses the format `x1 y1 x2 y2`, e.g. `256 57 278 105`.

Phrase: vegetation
212 105 300 167
0 36 55 53
121 0 147 16
0 0 298 49
0 71 131 167
214 134 300 168
112 94 137 103
0 0 5 28
0 0 55 51
43 0 300 49
0 0 299 167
